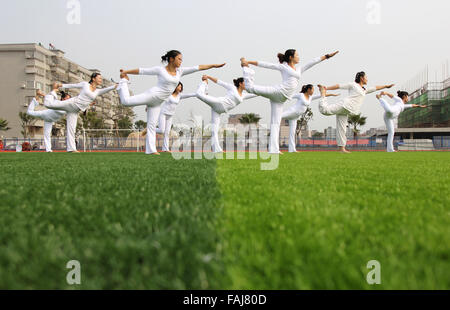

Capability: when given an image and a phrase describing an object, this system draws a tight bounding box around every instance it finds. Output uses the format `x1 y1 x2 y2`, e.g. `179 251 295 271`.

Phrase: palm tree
18 112 36 138
134 120 147 131
347 114 367 139
239 113 261 125
296 107 314 138
0 118 11 132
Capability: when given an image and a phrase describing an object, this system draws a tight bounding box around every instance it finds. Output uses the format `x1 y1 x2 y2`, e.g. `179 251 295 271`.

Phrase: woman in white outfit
44 73 117 153
156 82 196 153
118 50 226 155
240 49 339 154
317 72 394 153
27 90 70 152
282 84 339 153
196 75 258 153
376 91 427 152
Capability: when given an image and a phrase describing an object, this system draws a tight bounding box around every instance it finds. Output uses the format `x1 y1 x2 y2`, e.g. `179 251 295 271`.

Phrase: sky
1 0 449 132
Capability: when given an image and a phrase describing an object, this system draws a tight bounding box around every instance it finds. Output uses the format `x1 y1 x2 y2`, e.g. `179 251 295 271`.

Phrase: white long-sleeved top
384 96 413 119
257 57 322 100
138 66 200 101
339 82 377 115
61 82 116 112
160 93 197 116
290 93 321 114
216 80 258 112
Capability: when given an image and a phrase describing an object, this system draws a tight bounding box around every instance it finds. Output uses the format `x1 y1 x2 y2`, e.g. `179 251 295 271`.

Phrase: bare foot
36 90 45 98
376 93 382 100
151 152 161 156
52 82 61 91
120 70 129 81
339 147 351 154
318 84 327 97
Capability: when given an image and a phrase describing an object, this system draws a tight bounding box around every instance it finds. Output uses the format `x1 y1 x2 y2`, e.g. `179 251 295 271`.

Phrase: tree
0 118 11 132
18 112 36 138
313 132 324 138
117 116 134 137
296 107 314 139
348 114 367 139
239 113 261 125
134 120 147 131
111 104 135 138
80 111 105 137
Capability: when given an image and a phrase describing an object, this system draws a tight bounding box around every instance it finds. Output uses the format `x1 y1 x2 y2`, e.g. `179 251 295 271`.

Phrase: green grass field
0 152 449 289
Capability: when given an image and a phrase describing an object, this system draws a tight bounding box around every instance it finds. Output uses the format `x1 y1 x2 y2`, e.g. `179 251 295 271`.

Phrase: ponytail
161 50 181 63
233 77 244 88
355 71 366 83
89 72 101 84
397 91 409 99
301 84 314 94
277 49 296 64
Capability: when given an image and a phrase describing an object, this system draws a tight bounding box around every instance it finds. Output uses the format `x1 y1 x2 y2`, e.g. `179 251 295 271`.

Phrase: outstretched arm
198 63 226 71
180 93 197 100
368 84 395 94
97 84 118 96
121 67 161 76
301 51 339 73
204 75 234 91
60 81 86 89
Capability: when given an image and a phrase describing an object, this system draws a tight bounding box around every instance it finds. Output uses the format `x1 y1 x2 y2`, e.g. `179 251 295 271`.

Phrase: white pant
43 94 80 152
319 97 351 147
196 82 225 152
145 105 161 154
384 114 396 152
211 109 223 153
243 67 287 153
118 79 164 154
196 82 227 114
117 79 164 108
281 109 301 152
156 113 173 152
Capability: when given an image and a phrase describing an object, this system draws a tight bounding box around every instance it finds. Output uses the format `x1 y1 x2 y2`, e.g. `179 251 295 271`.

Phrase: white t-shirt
385 96 413 119
291 93 321 115
139 66 200 101
257 57 322 100
216 80 258 112
62 82 116 112
339 82 377 115
160 93 196 116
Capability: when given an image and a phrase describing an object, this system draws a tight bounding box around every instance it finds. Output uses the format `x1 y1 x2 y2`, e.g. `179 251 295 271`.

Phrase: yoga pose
318 72 394 153
376 91 427 152
118 50 226 155
44 73 117 152
196 75 258 153
156 82 196 153
240 49 339 154
282 84 339 153
27 90 70 152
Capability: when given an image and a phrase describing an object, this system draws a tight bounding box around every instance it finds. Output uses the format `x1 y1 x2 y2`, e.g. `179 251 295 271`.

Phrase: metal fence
1 136 450 152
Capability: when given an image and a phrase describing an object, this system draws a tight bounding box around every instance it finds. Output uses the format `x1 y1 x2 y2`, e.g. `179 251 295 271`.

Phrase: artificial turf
0 152 448 289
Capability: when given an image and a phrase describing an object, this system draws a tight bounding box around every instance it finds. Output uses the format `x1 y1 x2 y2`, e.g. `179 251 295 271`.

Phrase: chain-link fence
1 135 449 152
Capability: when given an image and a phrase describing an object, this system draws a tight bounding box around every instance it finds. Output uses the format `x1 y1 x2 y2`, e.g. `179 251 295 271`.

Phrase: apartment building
0 43 131 138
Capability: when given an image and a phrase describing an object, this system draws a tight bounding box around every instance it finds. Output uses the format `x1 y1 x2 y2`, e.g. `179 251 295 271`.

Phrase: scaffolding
398 62 450 128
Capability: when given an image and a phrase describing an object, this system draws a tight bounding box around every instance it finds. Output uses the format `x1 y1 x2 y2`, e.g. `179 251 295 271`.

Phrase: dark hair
89 72 101 84
173 82 183 94
397 91 409 99
301 84 314 94
355 71 366 83
277 49 296 64
233 78 244 88
60 91 71 100
161 50 181 63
